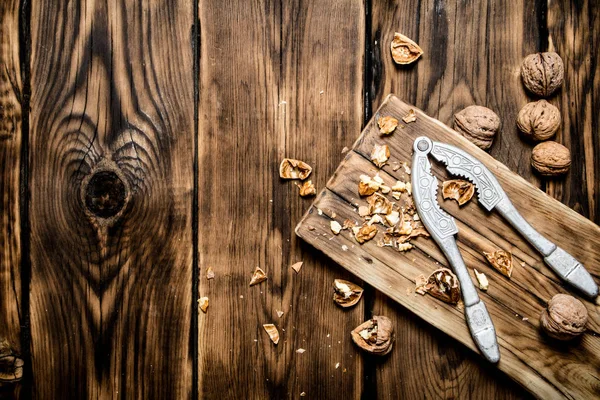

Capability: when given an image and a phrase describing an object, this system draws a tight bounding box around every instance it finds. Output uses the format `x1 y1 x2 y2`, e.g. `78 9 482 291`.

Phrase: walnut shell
483 250 513 278
531 141 571 176
0 339 24 383
454 106 500 150
423 268 461 304
521 52 564 97
517 100 561 141
351 316 394 355
390 33 423 65
442 179 475 206
540 294 588 341
279 158 312 180
333 279 364 308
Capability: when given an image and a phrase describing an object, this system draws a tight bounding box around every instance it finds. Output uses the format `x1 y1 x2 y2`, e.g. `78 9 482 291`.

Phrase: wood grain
28 0 194 397
197 0 366 398
547 0 600 221
297 95 600 399
367 1 540 398
0 0 24 395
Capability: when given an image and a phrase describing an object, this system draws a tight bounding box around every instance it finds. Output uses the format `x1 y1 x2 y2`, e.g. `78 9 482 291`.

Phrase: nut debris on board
474 269 489 291
378 116 399 135
330 221 343 235
279 158 312 180
296 348 306 353
371 144 390 168
206 267 215 280
297 180 316 197
402 109 417 124
198 297 209 313
353 224 378 244
442 179 475 206
351 316 395 355
249 267 268 286
263 324 280 345
291 261 303 274
333 279 364 308
390 32 423 65
277 310 284 318
540 294 588 341
367 193 393 215
419 268 461 304
415 274 428 295
484 250 514 278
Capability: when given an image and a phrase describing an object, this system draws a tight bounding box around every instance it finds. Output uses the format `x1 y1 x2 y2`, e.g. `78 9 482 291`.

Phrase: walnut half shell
333 279 364 308
540 294 588 341
419 268 461 305
351 316 394 356
390 33 423 65
279 158 312 180
484 250 513 278
442 179 475 206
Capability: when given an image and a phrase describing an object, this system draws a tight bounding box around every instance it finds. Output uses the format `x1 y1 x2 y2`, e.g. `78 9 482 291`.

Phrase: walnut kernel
371 144 390 168
378 116 399 135
454 106 500 150
353 224 378 244
521 52 564 97
298 180 316 197
531 141 571 176
540 294 588 341
517 100 561 141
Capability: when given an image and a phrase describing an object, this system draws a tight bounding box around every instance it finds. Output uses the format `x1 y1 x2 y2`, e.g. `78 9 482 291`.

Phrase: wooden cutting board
296 95 600 399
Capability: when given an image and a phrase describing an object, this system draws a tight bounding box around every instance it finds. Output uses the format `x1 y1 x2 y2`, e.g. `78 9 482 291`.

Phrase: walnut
453 106 500 150
198 297 209 313
297 180 316 197
249 267 268 286
378 116 399 135
333 279 364 308
367 193 392 215
390 33 423 65
353 224 378 244
279 158 312 180
0 339 23 383
422 268 461 304
540 294 588 341
442 179 475 206
351 316 394 355
521 52 564 97
370 144 390 168
531 141 571 176
517 100 561 141
263 324 280 345
484 250 513 278
474 269 489 291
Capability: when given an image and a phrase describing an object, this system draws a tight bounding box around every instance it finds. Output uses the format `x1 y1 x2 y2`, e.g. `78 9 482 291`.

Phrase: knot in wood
84 170 127 218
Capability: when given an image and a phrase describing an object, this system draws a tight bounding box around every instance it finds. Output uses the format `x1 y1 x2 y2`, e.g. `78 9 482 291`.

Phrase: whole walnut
540 294 588 341
531 141 571 176
521 52 564 97
517 100 561 141
453 106 500 150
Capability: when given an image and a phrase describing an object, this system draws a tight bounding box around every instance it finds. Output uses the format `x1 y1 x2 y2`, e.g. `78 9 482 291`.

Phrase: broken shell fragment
390 32 423 65
291 261 303 274
298 180 317 197
198 297 209 313
358 206 370 217
378 116 399 135
484 250 513 278
367 193 393 215
330 221 343 235
351 316 395 356
206 267 215 280
371 144 390 168
0 339 24 383
474 269 489 291
358 174 379 197
402 109 417 124
333 279 364 308
263 324 280 345
424 268 461 304
415 274 428 295
279 158 312 180
442 179 475 206
249 267 268 286
353 224 378 244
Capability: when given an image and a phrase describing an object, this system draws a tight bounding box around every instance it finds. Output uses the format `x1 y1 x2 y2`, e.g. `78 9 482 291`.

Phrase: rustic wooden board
197 0 366 398
28 0 194 397
0 0 24 396
297 95 600 399
368 1 540 398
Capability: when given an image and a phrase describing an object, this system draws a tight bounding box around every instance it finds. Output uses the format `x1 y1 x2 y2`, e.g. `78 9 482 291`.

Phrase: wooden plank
28 0 194 397
368 1 541 397
296 95 600 399
0 0 24 394
197 0 365 398
547 0 600 221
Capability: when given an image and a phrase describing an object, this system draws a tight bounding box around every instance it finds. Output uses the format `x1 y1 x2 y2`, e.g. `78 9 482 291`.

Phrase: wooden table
0 0 597 398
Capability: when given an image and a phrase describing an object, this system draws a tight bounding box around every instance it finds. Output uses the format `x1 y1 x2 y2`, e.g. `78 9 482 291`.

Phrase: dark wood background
0 0 597 398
